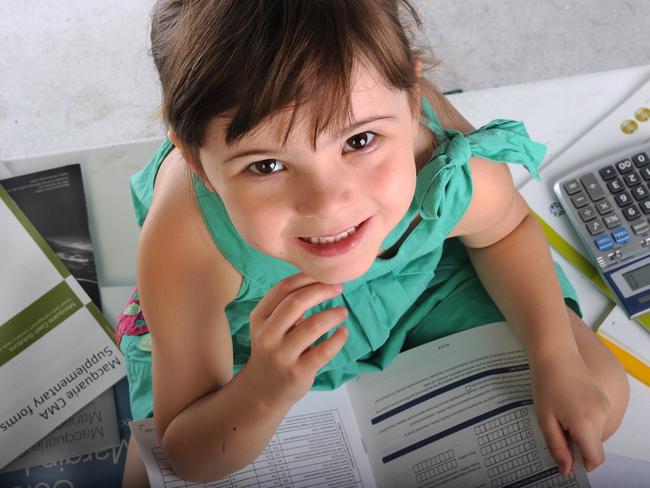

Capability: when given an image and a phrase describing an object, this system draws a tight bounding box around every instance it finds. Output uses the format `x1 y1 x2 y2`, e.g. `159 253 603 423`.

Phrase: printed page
0 387 119 473
130 389 377 488
0 186 125 469
346 323 590 488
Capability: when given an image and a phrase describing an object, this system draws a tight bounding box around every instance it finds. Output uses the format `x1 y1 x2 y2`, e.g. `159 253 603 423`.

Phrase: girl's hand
531 350 611 475
242 273 349 408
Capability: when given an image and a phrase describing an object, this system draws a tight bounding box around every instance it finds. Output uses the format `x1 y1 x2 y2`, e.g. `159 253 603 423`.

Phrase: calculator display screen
622 263 650 291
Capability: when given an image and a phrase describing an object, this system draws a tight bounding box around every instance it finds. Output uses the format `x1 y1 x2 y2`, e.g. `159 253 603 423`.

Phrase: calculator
553 142 650 318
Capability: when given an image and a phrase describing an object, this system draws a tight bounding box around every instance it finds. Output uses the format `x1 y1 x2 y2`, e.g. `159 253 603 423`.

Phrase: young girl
118 0 629 483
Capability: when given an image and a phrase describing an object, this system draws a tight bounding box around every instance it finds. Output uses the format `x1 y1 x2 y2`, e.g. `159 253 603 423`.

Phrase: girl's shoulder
137 148 242 305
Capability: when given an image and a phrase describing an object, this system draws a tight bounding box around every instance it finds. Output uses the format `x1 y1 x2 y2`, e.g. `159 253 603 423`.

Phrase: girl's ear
413 58 423 79
167 130 194 167
167 130 218 193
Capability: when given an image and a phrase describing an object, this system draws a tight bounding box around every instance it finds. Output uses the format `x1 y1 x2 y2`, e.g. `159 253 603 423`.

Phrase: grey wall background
1 0 649 160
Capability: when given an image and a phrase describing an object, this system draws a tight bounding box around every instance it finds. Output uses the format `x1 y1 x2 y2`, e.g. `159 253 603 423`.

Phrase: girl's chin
300 257 374 285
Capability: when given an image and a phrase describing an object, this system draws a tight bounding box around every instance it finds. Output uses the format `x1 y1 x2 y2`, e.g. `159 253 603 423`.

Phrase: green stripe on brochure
86 302 118 346
0 281 81 367
534 212 650 331
0 184 69 278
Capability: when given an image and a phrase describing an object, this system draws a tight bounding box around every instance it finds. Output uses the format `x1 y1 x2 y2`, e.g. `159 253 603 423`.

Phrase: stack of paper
0 184 125 469
597 305 650 386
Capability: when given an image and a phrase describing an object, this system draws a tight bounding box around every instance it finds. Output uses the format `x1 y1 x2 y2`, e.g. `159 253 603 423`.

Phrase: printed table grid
487 451 540 478
474 408 528 436
477 420 532 446
526 470 579 488
491 461 543 487
483 440 537 466
412 449 457 482
150 410 364 488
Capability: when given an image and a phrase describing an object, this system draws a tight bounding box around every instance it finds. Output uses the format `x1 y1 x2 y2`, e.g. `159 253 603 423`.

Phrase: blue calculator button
594 233 613 250
611 227 630 244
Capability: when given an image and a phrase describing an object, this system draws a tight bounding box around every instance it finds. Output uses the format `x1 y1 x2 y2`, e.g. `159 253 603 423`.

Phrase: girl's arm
449 157 611 473
138 152 347 481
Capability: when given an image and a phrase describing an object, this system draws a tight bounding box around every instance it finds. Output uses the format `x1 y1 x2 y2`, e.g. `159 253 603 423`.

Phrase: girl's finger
264 283 343 339
252 273 319 321
299 326 349 373
569 424 605 472
539 415 572 475
283 307 348 357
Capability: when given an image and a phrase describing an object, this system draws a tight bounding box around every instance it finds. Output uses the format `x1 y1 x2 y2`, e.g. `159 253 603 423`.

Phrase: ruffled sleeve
415 118 547 228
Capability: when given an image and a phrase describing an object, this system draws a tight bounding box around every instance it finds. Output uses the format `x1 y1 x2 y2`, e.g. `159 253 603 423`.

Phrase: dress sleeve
415 120 547 235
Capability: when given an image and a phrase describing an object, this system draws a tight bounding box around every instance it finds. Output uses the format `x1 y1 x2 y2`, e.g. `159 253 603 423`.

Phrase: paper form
346 323 591 488
130 389 377 488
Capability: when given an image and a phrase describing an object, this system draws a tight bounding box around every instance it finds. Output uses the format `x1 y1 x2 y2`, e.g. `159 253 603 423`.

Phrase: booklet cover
0 184 125 469
0 377 132 488
1 164 102 308
131 323 590 488
0 287 136 486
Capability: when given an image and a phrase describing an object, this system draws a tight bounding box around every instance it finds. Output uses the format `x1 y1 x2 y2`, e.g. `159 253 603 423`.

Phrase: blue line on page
502 467 560 488
371 364 530 425
381 399 533 463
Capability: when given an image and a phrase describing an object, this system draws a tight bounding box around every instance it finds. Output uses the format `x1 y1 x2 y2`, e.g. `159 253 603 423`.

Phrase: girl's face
198 66 420 284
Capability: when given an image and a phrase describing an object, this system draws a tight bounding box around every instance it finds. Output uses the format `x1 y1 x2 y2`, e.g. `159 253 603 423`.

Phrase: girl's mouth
296 218 369 257
298 222 362 244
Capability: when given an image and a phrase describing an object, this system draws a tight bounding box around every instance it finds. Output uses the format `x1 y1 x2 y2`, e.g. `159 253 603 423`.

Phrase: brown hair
150 0 436 175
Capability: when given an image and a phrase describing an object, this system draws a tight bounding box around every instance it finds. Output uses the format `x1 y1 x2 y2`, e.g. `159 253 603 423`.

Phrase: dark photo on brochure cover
0 164 102 308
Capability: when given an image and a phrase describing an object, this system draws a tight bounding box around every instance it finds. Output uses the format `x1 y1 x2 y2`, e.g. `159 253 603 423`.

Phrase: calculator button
640 200 650 214
614 191 632 207
563 179 582 195
599 165 617 181
611 227 630 243
603 213 622 228
607 178 624 193
595 198 613 215
594 233 613 250
578 205 597 222
571 192 589 208
641 167 650 181
586 219 605 235
632 221 650 235
616 158 634 174
633 185 649 200
622 204 642 221
579 174 606 201
633 152 649 168
624 172 641 187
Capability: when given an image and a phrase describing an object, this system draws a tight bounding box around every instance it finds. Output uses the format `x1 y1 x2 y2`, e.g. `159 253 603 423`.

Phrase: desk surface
5 65 650 485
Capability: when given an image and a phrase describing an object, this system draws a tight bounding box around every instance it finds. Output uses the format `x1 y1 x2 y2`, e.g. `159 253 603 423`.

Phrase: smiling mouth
298 221 364 245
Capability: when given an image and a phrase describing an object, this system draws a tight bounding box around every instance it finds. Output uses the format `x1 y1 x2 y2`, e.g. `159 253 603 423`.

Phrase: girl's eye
247 159 285 175
343 131 376 153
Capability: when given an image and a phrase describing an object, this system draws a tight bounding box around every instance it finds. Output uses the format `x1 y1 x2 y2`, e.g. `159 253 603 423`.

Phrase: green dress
122 99 580 420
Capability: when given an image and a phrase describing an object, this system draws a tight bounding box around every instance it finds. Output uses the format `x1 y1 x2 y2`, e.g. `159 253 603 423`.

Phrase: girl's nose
294 172 353 218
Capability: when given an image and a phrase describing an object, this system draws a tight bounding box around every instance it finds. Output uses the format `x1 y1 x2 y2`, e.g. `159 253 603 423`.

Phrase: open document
131 323 589 487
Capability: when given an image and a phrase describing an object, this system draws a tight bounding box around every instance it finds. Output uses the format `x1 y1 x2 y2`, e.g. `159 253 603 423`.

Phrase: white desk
3 66 650 485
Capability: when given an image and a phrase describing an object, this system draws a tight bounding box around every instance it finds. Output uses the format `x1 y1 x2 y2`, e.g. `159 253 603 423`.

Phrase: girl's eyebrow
332 114 396 139
222 115 396 163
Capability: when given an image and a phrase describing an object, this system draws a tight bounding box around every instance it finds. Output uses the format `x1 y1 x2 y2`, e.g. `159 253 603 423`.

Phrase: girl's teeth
304 224 359 245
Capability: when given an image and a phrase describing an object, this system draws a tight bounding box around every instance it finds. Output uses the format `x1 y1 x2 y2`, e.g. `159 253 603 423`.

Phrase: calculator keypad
562 151 650 258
